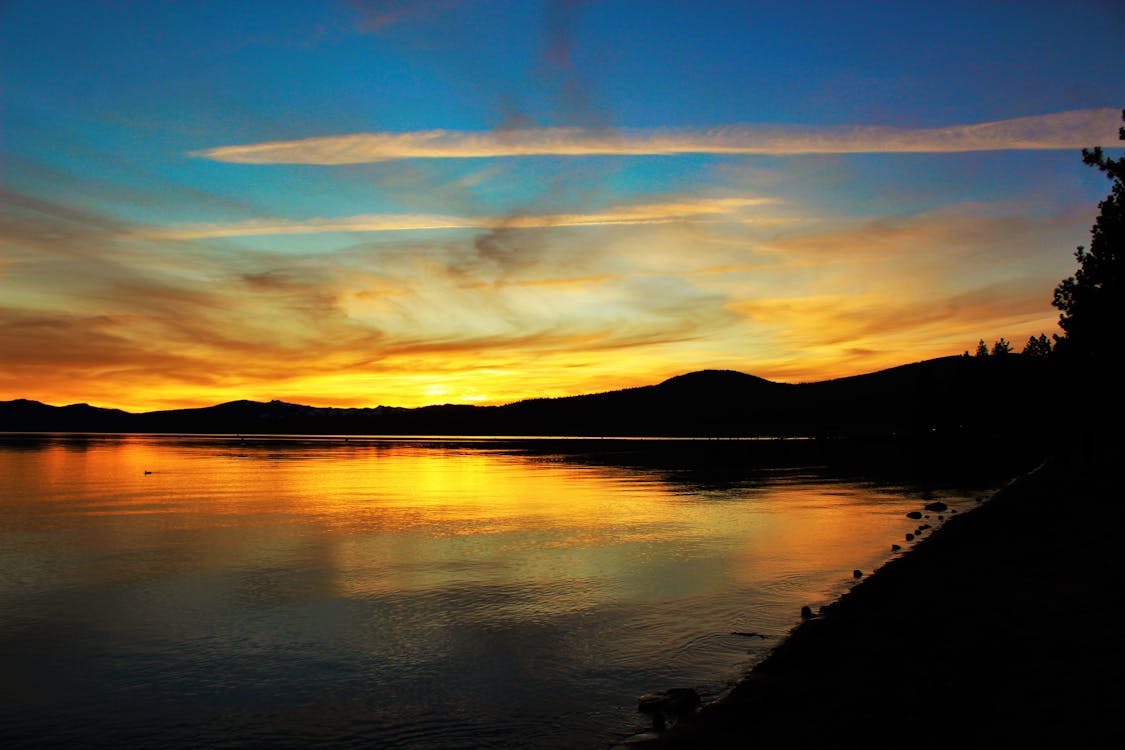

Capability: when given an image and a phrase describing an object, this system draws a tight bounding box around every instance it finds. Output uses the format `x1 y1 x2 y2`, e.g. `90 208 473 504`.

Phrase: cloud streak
194 108 1122 165
143 198 773 239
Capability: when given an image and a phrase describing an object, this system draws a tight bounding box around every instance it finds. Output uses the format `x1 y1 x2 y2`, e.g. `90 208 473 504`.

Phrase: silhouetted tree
1052 110 1124 368
1022 333 1053 358
990 338 1011 356
975 339 989 357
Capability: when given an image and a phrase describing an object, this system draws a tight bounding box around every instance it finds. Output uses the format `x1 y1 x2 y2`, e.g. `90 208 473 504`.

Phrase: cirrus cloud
141 197 776 239
193 108 1122 165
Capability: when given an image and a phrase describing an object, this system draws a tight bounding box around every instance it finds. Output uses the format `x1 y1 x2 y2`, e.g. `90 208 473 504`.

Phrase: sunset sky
2 1 1123 411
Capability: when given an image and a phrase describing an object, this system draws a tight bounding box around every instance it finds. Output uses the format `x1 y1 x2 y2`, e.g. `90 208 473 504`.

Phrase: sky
1 0 1123 411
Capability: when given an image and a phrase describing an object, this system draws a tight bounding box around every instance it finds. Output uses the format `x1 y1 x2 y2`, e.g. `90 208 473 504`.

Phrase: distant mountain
0 398 133 432
0 356 1057 438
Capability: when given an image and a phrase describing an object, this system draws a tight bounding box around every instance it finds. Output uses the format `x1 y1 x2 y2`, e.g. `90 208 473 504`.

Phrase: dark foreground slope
0 355 1056 438
637 450 1121 749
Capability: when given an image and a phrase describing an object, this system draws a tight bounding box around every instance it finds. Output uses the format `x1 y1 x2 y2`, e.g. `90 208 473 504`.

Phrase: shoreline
617 450 1121 748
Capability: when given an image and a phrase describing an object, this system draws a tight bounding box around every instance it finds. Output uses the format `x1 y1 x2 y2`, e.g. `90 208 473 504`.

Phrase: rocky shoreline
614 450 1121 748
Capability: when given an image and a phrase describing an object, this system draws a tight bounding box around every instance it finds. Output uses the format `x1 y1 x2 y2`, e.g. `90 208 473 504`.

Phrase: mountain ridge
0 355 1055 438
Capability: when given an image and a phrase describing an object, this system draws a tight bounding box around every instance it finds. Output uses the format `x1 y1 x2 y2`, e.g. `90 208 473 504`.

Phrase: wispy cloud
142 197 773 239
194 108 1122 165
0 182 1083 410
349 0 462 32
1 187 749 409
731 280 1060 383
760 203 1093 262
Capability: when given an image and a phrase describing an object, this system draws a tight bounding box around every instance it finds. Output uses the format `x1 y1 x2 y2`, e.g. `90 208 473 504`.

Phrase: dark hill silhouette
657 369 780 391
0 398 133 432
0 355 1056 439
492 369 787 436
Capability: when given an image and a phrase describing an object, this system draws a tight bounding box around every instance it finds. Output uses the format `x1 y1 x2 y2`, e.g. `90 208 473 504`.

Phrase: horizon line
2 353 996 413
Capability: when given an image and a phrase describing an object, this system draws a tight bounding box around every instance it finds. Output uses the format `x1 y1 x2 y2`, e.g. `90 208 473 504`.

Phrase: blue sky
2 0 1122 409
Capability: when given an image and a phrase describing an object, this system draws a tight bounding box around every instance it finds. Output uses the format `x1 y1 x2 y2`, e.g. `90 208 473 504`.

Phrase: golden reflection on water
1 437 941 600
0 435 977 749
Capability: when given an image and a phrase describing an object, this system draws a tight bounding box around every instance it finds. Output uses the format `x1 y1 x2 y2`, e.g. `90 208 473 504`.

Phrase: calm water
0 435 987 748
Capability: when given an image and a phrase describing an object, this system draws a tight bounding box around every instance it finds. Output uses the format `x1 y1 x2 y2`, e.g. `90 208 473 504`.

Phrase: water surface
0 435 986 748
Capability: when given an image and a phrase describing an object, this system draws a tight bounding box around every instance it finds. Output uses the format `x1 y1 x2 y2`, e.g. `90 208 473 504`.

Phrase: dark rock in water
951 509 958 513
924 515 931 519
801 605 814 619
938 515 945 520
637 688 701 731
906 511 923 519
637 695 667 731
731 631 768 639
892 544 902 551
925 501 949 512
853 569 863 579
906 533 915 541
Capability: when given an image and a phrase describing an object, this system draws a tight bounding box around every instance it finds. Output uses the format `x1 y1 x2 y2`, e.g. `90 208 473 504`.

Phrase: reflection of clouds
0 433 995 746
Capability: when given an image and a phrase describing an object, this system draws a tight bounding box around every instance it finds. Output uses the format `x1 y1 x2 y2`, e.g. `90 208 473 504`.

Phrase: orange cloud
194 109 1121 165
142 198 775 239
0 187 1078 412
730 280 1060 383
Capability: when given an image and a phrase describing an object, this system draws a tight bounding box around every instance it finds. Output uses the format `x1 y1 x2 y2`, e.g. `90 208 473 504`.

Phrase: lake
0 434 992 748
